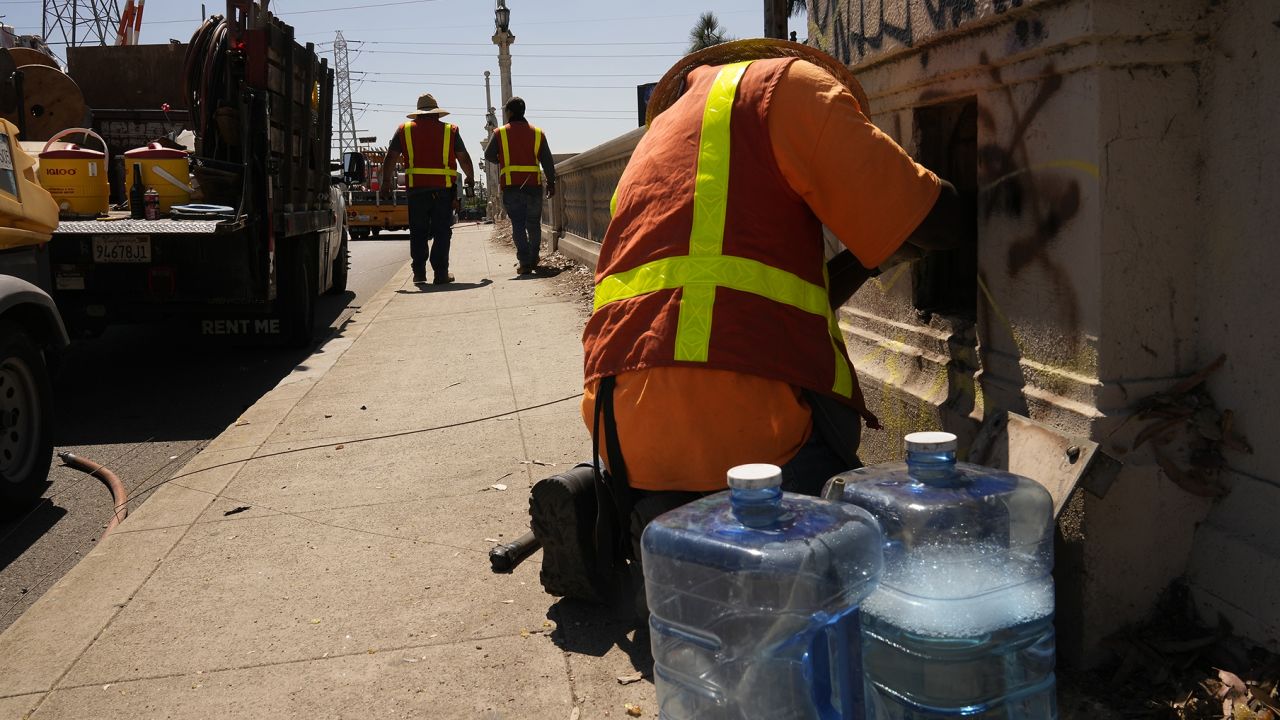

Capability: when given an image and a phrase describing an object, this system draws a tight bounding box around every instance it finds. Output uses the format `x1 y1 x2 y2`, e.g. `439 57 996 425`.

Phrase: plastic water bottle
641 463 884 720
830 432 1057 720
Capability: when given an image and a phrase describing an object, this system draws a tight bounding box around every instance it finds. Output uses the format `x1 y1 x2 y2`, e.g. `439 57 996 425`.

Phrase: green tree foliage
688 11 731 52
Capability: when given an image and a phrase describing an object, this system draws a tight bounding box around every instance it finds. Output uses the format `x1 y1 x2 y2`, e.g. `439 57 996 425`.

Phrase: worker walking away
485 97 557 275
579 39 973 614
382 93 476 285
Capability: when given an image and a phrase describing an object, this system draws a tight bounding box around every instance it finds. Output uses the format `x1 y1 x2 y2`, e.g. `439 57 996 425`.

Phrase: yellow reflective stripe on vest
670 61 749 361
499 126 542 185
593 61 853 398
404 122 458 186
595 256 827 316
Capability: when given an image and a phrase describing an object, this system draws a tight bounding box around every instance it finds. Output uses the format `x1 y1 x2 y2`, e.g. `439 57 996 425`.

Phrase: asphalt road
0 232 415 633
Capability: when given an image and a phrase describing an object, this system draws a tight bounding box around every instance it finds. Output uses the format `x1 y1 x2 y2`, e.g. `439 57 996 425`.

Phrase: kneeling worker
580 40 972 586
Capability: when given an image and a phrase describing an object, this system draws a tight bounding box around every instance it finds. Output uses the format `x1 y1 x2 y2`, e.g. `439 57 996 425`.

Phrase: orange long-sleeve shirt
582 59 940 492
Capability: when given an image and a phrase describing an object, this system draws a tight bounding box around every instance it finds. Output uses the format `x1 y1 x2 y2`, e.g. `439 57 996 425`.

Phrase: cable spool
6 48 60 71
0 64 89 142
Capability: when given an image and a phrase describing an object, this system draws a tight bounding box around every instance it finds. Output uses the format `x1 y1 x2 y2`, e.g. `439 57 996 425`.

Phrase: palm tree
688 11 731 52
788 0 807 16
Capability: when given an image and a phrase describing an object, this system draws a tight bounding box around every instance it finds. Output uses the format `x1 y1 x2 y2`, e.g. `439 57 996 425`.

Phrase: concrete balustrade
543 128 643 269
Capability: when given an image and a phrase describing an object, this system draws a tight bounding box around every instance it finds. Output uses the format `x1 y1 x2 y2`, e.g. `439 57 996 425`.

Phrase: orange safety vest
495 121 543 187
582 58 872 420
398 119 459 188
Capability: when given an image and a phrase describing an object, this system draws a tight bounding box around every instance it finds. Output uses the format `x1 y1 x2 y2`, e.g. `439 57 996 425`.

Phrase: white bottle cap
905 431 958 453
726 463 783 490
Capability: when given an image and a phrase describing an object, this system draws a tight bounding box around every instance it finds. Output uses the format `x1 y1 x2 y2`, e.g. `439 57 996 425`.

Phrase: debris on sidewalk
624 703 644 717
1061 583 1279 719
617 671 645 685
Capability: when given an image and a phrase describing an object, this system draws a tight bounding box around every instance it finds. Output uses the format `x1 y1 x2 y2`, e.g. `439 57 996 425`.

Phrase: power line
353 71 658 79
288 0 440 15
296 9 755 36
361 78 637 90
317 40 684 47
355 102 632 116
355 49 680 59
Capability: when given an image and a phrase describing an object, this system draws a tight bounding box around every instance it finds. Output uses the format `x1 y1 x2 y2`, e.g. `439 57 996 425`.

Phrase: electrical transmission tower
43 0 122 48
333 31 357 159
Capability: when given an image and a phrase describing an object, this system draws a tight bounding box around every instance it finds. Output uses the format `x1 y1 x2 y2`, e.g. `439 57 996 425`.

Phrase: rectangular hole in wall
911 98 978 321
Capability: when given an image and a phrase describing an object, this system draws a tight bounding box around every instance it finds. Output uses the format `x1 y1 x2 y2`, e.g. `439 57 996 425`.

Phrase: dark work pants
501 186 544 268
407 186 455 278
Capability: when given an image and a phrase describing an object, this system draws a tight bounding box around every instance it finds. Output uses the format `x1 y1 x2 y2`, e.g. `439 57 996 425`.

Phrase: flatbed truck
46 2 347 346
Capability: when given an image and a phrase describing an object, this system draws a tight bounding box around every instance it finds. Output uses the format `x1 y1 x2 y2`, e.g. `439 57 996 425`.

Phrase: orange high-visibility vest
496 121 543 187
398 119 459 188
582 58 871 420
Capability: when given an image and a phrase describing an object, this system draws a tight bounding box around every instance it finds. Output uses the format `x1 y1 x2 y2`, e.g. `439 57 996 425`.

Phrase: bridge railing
543 128 644 268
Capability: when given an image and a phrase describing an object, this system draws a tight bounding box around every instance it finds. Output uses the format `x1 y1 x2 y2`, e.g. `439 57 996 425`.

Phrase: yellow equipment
123 142 192 212
36 127 110 217
0 117 60 249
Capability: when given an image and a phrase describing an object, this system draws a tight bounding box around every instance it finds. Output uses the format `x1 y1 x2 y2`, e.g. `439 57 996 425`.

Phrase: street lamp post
492 0 515 117
483 70 500 220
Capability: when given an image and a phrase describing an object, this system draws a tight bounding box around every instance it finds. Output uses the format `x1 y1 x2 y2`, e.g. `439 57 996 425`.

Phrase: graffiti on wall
810 0 1027 65
845 49 1101 442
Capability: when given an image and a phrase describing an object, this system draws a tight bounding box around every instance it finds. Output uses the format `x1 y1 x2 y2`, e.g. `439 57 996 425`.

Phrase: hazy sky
2 1 807 153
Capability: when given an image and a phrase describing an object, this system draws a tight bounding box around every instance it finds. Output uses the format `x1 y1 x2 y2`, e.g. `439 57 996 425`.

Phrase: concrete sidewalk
0 225 654 719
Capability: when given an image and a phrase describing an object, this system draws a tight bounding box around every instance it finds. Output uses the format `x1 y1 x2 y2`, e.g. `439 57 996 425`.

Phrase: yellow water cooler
36 127 110 217
123 143 192 212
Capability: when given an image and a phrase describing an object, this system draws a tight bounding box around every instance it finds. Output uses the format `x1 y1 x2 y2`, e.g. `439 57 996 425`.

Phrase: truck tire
279 246 316 348
370 227 380 237
0 321 54 507
328 229 349 295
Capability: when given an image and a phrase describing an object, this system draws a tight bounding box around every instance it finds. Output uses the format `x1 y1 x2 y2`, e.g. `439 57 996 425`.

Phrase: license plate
93 236 151 263
355 214 370 221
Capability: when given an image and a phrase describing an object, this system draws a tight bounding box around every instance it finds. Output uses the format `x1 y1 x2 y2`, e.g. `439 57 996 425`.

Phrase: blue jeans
502 186 543 268
407 187 455 278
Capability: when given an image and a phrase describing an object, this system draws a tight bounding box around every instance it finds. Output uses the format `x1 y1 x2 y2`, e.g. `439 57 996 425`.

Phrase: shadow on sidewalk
396 278 494 293
546 597 654 677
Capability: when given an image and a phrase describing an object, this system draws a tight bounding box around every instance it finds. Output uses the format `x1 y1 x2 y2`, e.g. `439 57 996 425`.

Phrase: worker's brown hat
407 93 450 118
645 38 870 126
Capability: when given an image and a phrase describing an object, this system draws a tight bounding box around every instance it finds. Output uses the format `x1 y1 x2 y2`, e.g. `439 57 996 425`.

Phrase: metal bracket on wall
970 411 1122 519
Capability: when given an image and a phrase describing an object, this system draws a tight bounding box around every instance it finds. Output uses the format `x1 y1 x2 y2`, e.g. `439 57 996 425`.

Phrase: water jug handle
804 614 859 720
41 128 110 165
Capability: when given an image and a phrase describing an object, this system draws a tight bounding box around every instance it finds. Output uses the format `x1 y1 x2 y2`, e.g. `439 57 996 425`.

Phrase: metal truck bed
53 215 232 235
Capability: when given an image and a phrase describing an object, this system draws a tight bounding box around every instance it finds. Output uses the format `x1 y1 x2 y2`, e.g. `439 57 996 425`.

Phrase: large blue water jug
830 432 1057 720
641 463 884 720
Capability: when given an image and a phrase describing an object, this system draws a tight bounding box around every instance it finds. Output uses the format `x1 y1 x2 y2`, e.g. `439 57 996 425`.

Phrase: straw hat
645 38 870 126
407 93 450 118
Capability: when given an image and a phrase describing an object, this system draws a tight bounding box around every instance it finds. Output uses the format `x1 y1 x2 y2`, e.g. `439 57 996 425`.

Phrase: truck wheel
0 322 54 507
279 248 315 348
371 227 381 237
328 229 349 295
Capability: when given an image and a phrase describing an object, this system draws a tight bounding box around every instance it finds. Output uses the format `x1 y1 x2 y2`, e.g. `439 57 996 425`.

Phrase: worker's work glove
545 179 556 199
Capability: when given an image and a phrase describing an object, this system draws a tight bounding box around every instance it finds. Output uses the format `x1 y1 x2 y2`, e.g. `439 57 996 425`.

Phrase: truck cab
0 118 69 504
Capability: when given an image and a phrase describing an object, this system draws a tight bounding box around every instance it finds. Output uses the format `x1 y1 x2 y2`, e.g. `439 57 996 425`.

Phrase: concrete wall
1183 0 1280 646
809 0 1277 663
550 0 1278 664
